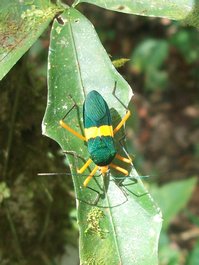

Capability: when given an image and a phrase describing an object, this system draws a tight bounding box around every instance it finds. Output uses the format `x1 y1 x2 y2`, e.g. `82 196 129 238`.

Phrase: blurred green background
0 2 199 265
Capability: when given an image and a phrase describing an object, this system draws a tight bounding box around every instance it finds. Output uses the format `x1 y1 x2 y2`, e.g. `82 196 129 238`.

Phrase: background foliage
0 0 199 265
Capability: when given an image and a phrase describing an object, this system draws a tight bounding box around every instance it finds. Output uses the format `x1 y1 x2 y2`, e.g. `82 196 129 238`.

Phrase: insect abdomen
87 136 116 166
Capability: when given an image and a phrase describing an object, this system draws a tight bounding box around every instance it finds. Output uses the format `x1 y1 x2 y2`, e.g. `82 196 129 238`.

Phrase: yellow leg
77 158 92 174
113 110 131 135
115 153 132 164
59 120 86 141
109 163 128 175
83 166 99 187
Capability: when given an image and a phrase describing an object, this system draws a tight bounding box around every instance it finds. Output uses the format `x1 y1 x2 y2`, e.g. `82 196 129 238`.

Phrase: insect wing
83 90 112 127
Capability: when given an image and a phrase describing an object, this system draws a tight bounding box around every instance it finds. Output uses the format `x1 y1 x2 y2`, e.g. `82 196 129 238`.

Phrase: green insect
59 90 131 187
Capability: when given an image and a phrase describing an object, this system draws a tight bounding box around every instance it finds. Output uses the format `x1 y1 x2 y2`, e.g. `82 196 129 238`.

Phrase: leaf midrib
68 11 123 263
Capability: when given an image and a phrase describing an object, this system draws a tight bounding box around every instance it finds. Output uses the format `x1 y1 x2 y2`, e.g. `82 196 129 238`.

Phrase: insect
59 89 132 188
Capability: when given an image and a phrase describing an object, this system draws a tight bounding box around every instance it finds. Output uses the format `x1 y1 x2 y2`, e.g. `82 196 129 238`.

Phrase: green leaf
132 39 169 72
43 8 162 265
0 0 63 80
73 0 199 27
150 177 197 230
131 39 169 90
170 29 199 64
186 239 199 265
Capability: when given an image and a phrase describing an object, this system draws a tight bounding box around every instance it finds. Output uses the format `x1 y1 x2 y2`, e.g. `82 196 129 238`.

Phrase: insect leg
60 120 86 141
59 96 86 141
112 81 128 109
113 110 131 135
85 185 102 206
62 151 103 206
114 181 129 202
109 163 128 175
85 179 129 208
118 134 134 164
120 181 149 198
115 153 132 164
63 150 85 173
77 158 92 174
83 166 99 187
112 81 131 135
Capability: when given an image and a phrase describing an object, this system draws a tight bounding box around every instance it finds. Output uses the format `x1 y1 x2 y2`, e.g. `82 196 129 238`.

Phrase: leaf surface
43 8 162 265
0 0 62 80
74 0 199 28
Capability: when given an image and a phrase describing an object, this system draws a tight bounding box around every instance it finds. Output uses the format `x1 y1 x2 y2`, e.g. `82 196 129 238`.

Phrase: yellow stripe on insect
84 125 113 141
